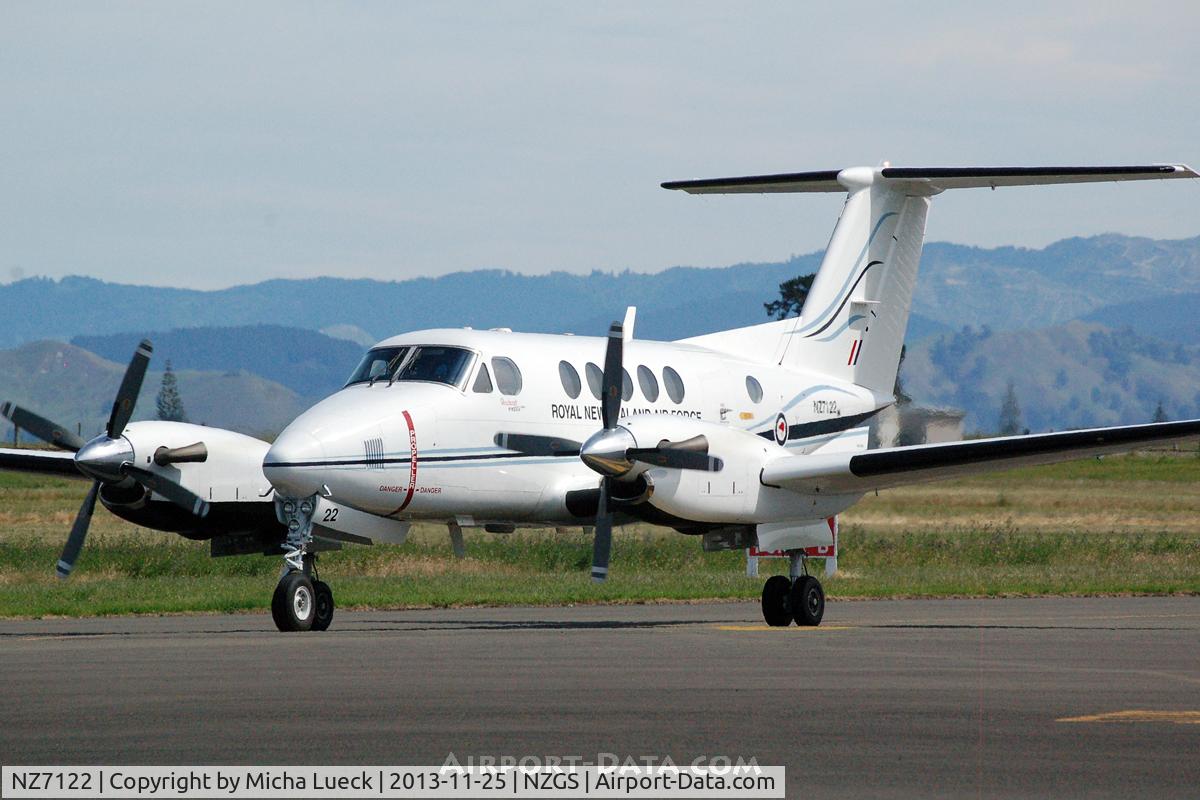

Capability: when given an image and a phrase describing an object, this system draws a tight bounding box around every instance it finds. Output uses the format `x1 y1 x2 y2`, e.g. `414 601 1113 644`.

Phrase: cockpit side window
491 357 523 396
472 363 494 393
346 346 411 386
394 346 475 388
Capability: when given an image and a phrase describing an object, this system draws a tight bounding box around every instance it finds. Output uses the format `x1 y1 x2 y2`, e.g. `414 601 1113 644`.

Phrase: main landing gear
760 551 825 627
272 495 335 632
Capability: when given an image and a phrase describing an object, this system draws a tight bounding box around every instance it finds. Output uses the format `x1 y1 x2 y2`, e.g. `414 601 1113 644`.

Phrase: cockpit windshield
346 346 412 386
394 346 474 387
345 345 475 388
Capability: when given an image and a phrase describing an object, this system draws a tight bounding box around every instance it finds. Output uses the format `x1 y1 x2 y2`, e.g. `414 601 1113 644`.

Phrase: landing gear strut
272 495 335 632
759 550 825 627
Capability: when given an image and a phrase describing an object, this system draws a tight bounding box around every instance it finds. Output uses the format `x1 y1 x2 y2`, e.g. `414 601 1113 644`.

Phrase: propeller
492 433 580 457
3 339 210 578
625 443 721 471
57 481 100 579
123 465 210 517
588 323 625 582
0 402 85 451
106 339 152 439
494 321 724 581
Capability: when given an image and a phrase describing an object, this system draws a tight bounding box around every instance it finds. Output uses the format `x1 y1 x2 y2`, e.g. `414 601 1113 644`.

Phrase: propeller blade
57 481 100 579
591 478 612 582
123 465 210 517
0 402 85 452
600 322 623 430
627 447 723 472
153 441 208 466
493 433 582 457
106 339 153 438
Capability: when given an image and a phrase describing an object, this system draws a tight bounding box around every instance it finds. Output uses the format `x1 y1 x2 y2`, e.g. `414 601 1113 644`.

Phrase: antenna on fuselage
622 306 636 342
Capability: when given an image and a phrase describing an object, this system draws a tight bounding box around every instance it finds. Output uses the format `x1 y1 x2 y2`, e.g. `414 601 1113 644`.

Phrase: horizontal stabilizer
663 164 1197 194
761 419 1200 495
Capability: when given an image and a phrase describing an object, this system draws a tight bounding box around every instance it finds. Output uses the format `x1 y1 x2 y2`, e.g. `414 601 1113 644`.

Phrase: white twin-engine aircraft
4 163 1199 632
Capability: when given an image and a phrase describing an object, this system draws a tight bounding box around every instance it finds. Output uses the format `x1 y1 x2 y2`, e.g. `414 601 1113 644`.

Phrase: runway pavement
2 597 1198 799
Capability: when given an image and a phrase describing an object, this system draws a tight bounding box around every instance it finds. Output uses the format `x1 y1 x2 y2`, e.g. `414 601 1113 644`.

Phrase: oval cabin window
637 365 659 402
746 375 763 403
559 361 581 399
662 366 685 404
585 362 603 400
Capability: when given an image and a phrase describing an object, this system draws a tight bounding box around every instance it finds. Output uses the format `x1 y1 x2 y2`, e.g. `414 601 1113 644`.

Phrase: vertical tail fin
776 169 928 394
666 164 1195 398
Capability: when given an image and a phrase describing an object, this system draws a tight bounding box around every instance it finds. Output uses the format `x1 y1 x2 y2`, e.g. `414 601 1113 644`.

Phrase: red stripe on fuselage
392 410 419 514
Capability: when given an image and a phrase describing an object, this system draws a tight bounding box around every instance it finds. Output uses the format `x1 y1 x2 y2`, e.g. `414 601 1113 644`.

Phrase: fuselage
263 327 885 530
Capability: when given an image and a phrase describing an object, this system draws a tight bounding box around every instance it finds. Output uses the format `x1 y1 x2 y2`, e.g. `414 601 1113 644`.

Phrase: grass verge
1 451 1198 617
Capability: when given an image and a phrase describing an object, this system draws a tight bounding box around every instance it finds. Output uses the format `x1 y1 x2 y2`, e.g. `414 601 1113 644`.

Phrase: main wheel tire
312 580 335 632
761 575 793 627
791 575 825 627
271 571 315 632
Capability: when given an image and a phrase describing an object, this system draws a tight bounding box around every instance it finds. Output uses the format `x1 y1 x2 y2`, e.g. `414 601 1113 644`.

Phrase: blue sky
2 2 1198 288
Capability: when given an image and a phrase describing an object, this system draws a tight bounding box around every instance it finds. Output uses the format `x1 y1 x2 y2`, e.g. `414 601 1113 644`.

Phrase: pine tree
998 379 1022 436
764 274 815 320
156 360 187 422
1152 401 1168 423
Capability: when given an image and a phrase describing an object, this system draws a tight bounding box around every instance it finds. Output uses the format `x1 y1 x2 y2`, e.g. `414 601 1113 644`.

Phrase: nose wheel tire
761 575 793 627
272 571 316 632
312 580 335 632
790 575 825 626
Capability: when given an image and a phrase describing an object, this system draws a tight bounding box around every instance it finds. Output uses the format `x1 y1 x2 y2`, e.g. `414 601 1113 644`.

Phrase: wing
0 447 81 477
760 419 1200 494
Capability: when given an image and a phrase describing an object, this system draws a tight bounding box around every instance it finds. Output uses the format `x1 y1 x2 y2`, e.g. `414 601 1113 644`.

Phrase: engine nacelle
101 421 280 540
622 416 780 525
621 416 865 526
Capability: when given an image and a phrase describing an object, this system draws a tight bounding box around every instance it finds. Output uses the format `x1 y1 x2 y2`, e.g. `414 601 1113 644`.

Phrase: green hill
0 341 309 441
904 321 1200 432
72 325 363 399
6 232 1194 349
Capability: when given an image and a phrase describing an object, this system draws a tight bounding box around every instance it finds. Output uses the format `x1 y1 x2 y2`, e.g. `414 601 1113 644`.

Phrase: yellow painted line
1057 710 1200 725
716 625 855 632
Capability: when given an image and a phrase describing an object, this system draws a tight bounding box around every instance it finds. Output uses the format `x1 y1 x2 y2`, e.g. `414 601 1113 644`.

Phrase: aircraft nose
263 430 327 497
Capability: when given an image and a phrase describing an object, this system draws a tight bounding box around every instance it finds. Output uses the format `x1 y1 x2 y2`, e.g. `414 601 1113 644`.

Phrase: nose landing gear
272 569 315 631
272 495 335 632
759 551 825 627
